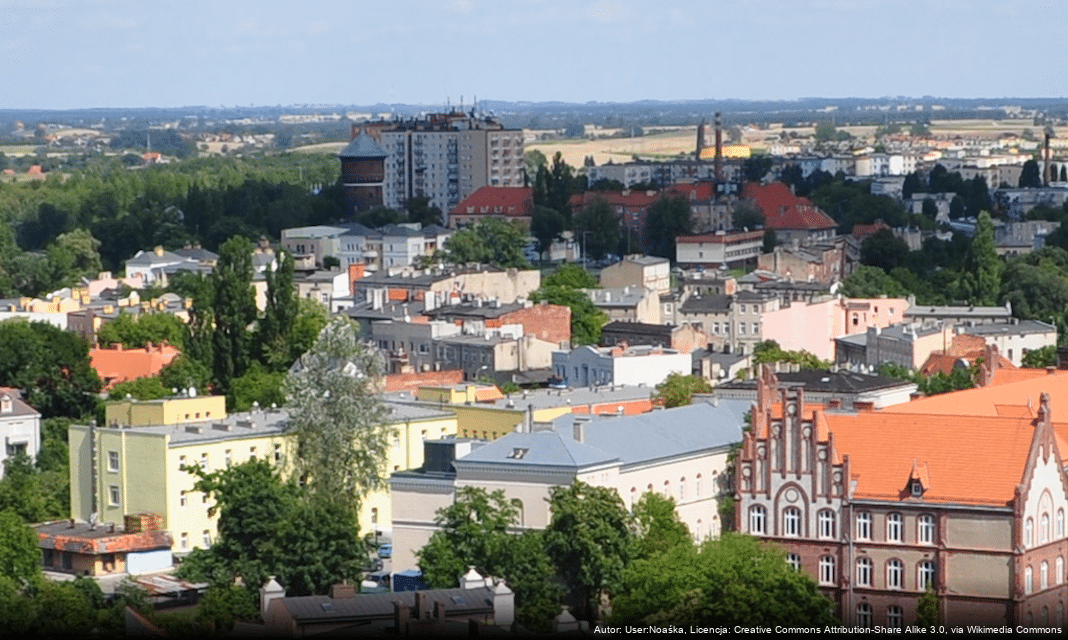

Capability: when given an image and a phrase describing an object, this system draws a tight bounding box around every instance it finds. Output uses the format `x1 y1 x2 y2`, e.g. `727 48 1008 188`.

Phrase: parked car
377 543 393 558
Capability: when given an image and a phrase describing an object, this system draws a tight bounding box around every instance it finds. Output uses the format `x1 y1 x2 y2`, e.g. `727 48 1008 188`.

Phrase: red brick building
741 182 837 244
736 365 1068 628
448 187 534 229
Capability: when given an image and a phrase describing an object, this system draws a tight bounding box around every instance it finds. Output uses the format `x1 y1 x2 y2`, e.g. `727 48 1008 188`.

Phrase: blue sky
3 0 1066 109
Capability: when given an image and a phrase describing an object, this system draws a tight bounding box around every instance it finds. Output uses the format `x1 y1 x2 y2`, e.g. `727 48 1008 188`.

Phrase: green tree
97 312 187 350
45 228 103 289
417 487 560 631
159 355 213 393
654 373 712 408
443 219 531 269
965 211 1002 306
612 533 835 626
211 236 258 394
1020 159 1042 188
632 492 692 560
861 228 910 272
0 509 41 581
531 205 566 257
257 249 298 370
176 460 366 598
916 584 939 626
0 320 101 419
573 196 622 261
742 156 773 183
356 206 403 228
543 263 597 289
530 285 607 346
839 265 910 299
1022 345 1057 368
644 196 693 259
545 480 633 621
732 201 765 231
108 375 171 401
283 315 389 510
404 196 443 228
228 365 285 412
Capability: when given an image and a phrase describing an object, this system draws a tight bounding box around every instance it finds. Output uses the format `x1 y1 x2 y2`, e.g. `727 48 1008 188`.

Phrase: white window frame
108 485 120 507
749 505 766 535
918 514 934 544
856 557 872 587
107 451 120 473
783 507 801 537
787 553 801 572
887 513 903 542
856 511 872 540
818 509 836 539
819 556 835 585
1042 561 1049 590
887 559 903 590
887 606 903 629
857 603 872 628
918 560 935 590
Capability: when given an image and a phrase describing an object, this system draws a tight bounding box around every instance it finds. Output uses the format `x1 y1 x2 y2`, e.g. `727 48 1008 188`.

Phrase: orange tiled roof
991 367 1059 387
474 386 505 403
882 369 1068 417
663 181 715 202
90 344 179 389
825 410 1060 505
568 190 659 210
741 182 837 232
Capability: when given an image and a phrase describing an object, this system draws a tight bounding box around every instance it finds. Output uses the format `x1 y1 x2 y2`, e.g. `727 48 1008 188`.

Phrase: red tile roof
823 410 1055 505
741 182 837 232
852 221 891 240
663 182 715 202
882 369 1068 418
90 344 180 389
568 190 659 210
450 187 533 217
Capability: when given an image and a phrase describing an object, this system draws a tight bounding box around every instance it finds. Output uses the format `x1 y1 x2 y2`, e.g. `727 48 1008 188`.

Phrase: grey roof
424 301 524 321
379 223 424 238
422 224 450 236
277 586 494 623
622 255 669 266
0 389 41 418
337 132 388 159
585 287 649 308
959 319 1055 336
717 369 913 394
456 401 747 471
904 303 1011 319
679 293 731 313
172 246 219 262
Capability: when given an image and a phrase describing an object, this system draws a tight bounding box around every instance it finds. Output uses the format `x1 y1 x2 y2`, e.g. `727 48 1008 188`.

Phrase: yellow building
71 397 458 553
105 394 226 428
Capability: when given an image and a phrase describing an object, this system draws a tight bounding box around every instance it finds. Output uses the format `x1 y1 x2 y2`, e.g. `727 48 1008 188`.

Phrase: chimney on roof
573 416 589 443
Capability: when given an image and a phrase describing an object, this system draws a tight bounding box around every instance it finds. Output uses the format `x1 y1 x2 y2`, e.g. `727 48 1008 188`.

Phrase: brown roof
36 521 173 554
450 187 533 217
568 190 659 210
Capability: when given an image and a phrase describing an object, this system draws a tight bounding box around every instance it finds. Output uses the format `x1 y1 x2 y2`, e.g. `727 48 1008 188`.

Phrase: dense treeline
0 154 342 297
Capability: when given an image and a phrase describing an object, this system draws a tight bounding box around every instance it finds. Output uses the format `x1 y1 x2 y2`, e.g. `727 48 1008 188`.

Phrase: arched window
856 511 872 540
918 514 935 544
679 478 686 502
918 560 935 590
1025 566 1033 594
1058 509 1065 538
783 507 801 537
886 559 903 589
749 505 766 535
856 603 872 628
1041 561 1049 590
786 553 801 572
1057 556 1064 585
1042 513 1050 544
819 556 835 585
1026 518 1034 547
887 606 903 629
818 509 836 539
695 474 702 497
887 513 903 542
856 557 872 587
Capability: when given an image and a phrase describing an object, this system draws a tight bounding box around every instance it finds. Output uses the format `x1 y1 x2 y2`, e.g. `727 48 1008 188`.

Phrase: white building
551 344 690 388
0 389 41 479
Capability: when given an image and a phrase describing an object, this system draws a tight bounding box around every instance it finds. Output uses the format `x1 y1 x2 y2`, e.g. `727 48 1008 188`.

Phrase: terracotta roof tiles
741 182 837 232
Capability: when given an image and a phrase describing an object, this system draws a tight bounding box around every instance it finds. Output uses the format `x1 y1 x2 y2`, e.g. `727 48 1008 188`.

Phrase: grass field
0 144 43 156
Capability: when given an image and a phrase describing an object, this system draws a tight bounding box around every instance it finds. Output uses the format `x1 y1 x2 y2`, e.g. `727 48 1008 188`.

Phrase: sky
3 0 1067 110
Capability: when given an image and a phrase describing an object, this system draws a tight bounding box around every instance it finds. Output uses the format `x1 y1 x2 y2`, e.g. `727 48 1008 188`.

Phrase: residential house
903 300 1013 326
835 322 954 372
390 401 748 572
956 320 1057 367
424 299 572 347
760 296 910 362
599 255 671 295
741 182 838 244
448 186 534 229
125 247 203 285
676 231 764 269
600 321 708 355
90 343 181 390
585 287 661 325
71 396 457 552
36 514 173 577
551 344 690 388
676 289 779 356
713 367 917 410
0 389 41 479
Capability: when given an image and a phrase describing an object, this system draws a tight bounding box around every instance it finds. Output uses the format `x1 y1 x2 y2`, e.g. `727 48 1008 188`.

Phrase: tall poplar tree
258 249 297 370
211 236 257 394
966 211 1002 306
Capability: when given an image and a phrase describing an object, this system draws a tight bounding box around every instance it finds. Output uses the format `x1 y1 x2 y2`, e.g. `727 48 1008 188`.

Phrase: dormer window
0 394 11 414
911 480 923 497
507 448 528 459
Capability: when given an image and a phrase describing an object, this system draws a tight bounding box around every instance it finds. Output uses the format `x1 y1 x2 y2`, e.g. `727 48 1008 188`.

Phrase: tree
159 355 213 393
545 480 633 621
922 197 939 220
742 156 773 183
965 211 1002 306
443 219 531 269
1020 159 1043 188
654 373 712 408
404 196 443 228
45 229 103 289
355 206 403 228
632 492 691 560
210 236 257 395
732 201 765 231
531 205 565 257
228 365 285 412
530 286 607 346
916 584 939 626
283 315 389 510
861 228 910 272
1022 345 1057 368
257 249 298 371
644 196 693 259
417 487 560 632
0 509 41 582
612 533 835 626
175 459 366 598
839 265 910 299
544 263 597 289
97 312 187 350
573 196 622 261
0 320 101 419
